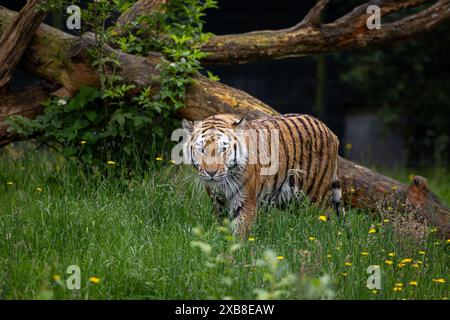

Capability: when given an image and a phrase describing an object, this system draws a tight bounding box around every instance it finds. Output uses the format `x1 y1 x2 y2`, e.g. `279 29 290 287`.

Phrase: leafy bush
8 0 217 166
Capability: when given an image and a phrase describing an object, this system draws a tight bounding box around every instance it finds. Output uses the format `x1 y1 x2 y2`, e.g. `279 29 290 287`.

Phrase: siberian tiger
182 113 341 237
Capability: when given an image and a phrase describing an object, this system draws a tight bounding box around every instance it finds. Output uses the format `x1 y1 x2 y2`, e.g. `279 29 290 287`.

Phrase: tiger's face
182 114 247 182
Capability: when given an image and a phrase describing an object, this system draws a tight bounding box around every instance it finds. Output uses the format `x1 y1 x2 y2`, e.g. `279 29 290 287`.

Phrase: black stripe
285 117 304 190
315 124 331 197
309 119 325 196
297 117 314 194
305 116 319 196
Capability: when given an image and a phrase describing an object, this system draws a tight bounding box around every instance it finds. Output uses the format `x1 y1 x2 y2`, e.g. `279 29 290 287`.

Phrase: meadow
0 145 448 300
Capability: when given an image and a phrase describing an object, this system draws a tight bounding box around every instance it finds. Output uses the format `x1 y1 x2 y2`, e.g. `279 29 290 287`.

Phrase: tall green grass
0 146 448 299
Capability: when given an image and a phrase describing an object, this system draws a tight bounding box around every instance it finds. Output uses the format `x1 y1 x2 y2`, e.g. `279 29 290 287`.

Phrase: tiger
182 113 342 237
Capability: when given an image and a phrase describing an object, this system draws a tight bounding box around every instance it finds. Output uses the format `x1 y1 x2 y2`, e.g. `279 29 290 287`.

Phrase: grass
0 146 448 300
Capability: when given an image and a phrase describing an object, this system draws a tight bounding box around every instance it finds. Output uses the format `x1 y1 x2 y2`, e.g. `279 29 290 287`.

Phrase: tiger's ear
233 116 246 129
182 119 195 134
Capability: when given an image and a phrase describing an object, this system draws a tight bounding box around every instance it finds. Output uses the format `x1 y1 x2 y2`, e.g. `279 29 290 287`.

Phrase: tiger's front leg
205 185 228 220
230 193 257 239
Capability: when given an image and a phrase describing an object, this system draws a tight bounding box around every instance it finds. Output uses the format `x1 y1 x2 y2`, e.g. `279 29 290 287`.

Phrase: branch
0 0 46 93
202 0 450 64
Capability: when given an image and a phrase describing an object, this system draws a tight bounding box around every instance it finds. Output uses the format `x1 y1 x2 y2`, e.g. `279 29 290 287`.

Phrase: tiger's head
182 114 247 183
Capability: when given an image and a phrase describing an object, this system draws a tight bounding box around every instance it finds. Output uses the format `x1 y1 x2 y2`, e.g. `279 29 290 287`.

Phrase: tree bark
0 83 54 146
0 5 447 237
202 0 450 64
0 0 46 93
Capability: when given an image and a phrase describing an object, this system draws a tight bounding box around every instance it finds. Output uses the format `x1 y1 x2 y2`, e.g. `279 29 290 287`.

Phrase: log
0 5 447 237
0 0 46 93
0 83 54 146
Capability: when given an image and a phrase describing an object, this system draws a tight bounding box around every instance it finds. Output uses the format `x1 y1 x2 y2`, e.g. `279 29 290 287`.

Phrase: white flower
57 99 67 106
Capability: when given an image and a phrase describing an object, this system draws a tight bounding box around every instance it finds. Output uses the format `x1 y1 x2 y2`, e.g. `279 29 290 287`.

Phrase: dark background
3 0 450 168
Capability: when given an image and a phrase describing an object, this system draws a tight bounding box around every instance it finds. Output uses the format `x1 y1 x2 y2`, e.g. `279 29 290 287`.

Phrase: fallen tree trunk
0 6 448 237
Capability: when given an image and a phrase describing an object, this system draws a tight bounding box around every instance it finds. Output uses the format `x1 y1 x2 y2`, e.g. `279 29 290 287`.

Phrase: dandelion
430 227 437 233
368 228 377 234
371 289 378 294
155 156 163 161
6 181 13 185
319 215 327 222
388 252 395 257
308 236 315 241
89 276 101 284
446 239 450 244
52 274 61 282
432 278 446 284
385 260 393 265
341 272 348 277
248 237 255 242
387 206 393 211
409 281 418 286
169 159 176 164
80 140 87 145
36 187 42 192
393 287 402 292
412 263 420 268
106 160 115 165
345 262 352 267
397 263 406 268
361 252 369 256
395 283 403 287
326 254 332 259
418 250 426 255
383 219 390 223
401 258 412 263
277 255 284 261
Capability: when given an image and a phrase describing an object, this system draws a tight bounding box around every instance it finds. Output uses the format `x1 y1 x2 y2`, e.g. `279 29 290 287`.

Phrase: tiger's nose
205 169 218 177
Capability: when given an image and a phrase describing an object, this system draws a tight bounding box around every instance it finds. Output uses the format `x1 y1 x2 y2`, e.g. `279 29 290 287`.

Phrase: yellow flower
326 254 332 259
391 185 398 191
383 219 390 223
397 263 406 268
345 262 352 267
345 143 352 150
110 30 119 36
408 174 415 181
80 140 87 145
368 228 376 234
341 272 348 277
169 159 176 164
6 181 13 185
155 156 163 161
401 258 412 263
412 263 420 268
446 239 450 244
277 255 285 261
36 187 42 192
432 278 446 284
418 250 426 255
106 160 115 165
89 276 101 284
308 236 315 241
388 252 395 257
52 274 61 282
319 215 327 222
395 283 403 287
430 227 437 233
385 260 393 265
387 206 393 211
361 252 369 256
371 289 378 294
248 237 255 242
350 187 355 193
409 281 418 286
393 287 402 292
